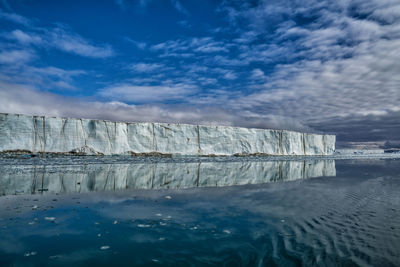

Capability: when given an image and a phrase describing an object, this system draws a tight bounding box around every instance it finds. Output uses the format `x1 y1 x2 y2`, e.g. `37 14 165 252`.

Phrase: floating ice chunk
44 217 56 221
24 251 37 257
223 230 231 234
100 246 110 250
155 213 162 217
164 196 172 200
113 220 118 224
49 255 61 259
138 224 151 228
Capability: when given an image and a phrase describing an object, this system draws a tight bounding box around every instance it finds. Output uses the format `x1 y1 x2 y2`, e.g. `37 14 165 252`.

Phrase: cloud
115 0 189 14
1 11 115 58
49 27 115 58
223 71 236 80
170 0 188 15
7 29 42 44
99 83 198 103
128 63 165 72
0 8 30 25
0 80 315 132
0 49 35 64
0 54 86 91
124 37 147 49
206 0 400 141
151 37 229 55
250 69 267 80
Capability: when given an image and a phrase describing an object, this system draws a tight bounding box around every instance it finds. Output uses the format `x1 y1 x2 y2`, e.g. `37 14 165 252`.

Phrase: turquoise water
0 158 399 266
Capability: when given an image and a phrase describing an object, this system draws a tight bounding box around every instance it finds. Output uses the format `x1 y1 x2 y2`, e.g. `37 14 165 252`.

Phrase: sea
0 154 399 266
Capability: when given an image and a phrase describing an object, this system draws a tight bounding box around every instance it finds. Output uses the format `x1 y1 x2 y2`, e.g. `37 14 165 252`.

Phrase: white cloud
0 9 31 26
0 49 35 64
223 71 236 80
128 63 165 72
8 29 42 44
124 37 147 49
151 37 229 55
99 83 198 103
170 0 188 15
49 27 115 58
1 12 115 59
0 80 314 131
250 69 266 80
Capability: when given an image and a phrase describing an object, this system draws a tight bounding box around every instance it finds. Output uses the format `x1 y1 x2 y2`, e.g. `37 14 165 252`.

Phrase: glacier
0 113 335 156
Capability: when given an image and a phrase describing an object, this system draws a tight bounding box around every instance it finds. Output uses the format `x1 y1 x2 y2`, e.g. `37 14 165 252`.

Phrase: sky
0 0 399 147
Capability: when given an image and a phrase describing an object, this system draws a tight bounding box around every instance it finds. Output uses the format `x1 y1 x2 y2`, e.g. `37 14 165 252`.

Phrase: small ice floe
159 237 165 241
162 215 172 221
97 234 102 237
190 226 198 230
159 222 167 226
28 221 35 225
155 213 162 217
94 222 100 225
44 217 56 222
113 220 118 224
49 255 61 259
24 251 37 257
223 230 231 234
164 196 172 200
152 259 160 263
32 205 38 210
100 246 110 250
281 219 285 223
138 224 151 228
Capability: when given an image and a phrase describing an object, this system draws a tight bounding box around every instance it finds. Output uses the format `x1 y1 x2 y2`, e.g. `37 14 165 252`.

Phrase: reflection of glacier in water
0 160 335 195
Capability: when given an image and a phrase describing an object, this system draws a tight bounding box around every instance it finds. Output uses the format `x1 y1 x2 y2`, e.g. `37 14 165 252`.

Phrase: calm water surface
0 157 399 266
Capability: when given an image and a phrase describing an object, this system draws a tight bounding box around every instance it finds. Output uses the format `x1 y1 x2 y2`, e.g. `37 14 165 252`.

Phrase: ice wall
0 113 335 156
0 160 336 195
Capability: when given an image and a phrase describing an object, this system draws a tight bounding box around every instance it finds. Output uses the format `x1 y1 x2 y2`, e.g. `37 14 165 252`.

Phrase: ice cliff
0 113 335 156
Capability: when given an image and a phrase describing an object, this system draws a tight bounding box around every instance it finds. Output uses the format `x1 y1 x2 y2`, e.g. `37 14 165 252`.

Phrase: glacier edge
0 113 335 156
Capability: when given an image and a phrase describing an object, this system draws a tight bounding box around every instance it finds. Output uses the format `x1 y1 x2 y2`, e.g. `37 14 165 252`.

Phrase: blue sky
0 0 399 146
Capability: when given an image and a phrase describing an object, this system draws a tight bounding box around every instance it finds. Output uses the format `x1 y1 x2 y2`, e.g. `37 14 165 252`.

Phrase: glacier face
0 160 336 195
0 113 335 156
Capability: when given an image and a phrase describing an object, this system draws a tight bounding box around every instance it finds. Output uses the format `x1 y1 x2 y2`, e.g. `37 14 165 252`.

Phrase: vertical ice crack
42 117 46 152
152 123 157 151
197 125 201 154
32 117 38 153
104 121 113 153
79 119 87 147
